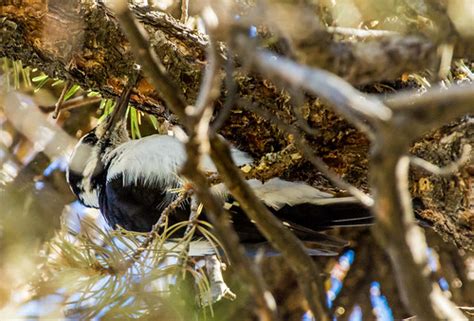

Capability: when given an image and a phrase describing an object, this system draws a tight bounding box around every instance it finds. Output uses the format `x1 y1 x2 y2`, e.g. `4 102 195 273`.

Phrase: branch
180 0 189 24
326 27 399 38
52 80 72 119
410 144 472 176
384 84 474 137
210 48 237 132
1 0 472 119
181 154 278 320
370 145 466 320
39 96 101 113
208 135 331 320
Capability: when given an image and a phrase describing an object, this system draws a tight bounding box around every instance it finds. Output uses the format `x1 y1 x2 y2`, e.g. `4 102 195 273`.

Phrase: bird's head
93 92 131 157
66 77 134 208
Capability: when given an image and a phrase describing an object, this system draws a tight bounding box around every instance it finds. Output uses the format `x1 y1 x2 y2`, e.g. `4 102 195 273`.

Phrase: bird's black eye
81 132 98 145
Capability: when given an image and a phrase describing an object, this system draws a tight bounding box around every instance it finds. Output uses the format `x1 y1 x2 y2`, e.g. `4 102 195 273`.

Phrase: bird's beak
104 80 134 135
101 65 141 137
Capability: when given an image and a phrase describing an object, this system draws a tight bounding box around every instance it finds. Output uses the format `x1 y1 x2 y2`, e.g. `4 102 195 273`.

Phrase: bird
66 79 373 257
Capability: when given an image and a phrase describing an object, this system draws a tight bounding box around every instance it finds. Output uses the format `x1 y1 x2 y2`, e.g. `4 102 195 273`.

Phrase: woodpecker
66 79 372 257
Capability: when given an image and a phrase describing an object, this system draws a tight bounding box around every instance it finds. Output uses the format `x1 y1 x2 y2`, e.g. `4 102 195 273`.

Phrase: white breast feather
106 136 185 187
67 142 101 208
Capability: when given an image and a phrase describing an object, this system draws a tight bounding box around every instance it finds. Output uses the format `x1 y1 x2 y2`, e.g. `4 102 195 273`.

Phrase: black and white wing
99 135 252 232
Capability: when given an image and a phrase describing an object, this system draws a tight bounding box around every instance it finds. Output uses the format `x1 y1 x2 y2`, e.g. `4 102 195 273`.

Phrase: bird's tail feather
273 198 372 230
225 195 372 251
270 198 372 247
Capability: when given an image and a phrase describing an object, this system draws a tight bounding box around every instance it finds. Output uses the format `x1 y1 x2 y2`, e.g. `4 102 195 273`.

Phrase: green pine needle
64 84 81 100
32 73 50 92
148 114 159 130
31 213 219 319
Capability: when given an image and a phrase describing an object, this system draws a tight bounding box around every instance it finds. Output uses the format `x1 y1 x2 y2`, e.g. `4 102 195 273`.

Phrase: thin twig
211 48 237 132
193 8 222 120
184 194 201 235
326 26 399 38
52 80 72 119
458 306 474 317
410 144 472 176
39 96 101 113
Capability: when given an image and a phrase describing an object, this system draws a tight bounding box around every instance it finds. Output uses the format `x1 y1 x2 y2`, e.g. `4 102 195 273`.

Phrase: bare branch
458 307 474 317
370 144 466 320
110 4 278 318
211 49 237 132
180 0 189 24
368 84 472 321
410 144 472 176
209 135 331 320
193 8 223 119
184 194 201 235
231 30 469 319
203 255 237 304
326 27 399 38
182 161 278 320
383 84 474 137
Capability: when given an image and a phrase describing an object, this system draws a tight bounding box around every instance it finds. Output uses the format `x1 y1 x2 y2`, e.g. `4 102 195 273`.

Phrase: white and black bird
66 81 373 256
